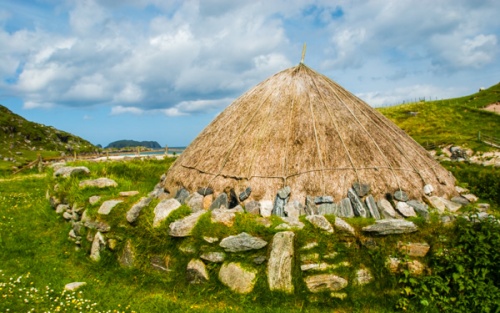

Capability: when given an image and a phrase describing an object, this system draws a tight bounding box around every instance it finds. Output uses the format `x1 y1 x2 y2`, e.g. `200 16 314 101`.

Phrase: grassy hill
0 105 98 173
377 83 500 150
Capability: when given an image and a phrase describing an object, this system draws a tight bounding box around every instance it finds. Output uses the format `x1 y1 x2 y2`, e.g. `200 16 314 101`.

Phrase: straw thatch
163 63 456 203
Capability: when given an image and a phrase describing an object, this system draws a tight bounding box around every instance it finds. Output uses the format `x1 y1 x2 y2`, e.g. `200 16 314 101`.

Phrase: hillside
0 105 98 172
106 139 162 149
377 83 500 150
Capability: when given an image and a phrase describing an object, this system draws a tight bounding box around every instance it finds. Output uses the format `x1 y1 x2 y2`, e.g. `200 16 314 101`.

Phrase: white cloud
110 105 144 115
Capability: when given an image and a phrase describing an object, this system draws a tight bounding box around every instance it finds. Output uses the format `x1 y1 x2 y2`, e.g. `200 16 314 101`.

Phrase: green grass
1 157 499 312
377 83 500 151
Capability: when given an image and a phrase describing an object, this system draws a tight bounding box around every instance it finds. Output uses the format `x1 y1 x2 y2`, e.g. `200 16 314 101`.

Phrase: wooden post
165 145 169 155
300 43 307 64
37 154 43 173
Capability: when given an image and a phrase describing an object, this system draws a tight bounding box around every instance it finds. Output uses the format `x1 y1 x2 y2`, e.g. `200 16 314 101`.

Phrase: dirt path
483 103 500 114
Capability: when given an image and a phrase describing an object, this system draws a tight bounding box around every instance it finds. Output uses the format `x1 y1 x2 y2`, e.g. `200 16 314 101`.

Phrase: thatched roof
163 63 456 202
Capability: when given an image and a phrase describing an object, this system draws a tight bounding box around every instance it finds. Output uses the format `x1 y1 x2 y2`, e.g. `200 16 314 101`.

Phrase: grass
1 156 499 312
377 83 500 151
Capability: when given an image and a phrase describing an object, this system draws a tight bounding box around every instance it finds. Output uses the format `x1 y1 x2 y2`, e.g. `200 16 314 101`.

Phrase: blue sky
1 0 499 147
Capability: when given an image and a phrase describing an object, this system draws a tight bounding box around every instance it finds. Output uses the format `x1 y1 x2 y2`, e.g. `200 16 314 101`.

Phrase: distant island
106 140 162 149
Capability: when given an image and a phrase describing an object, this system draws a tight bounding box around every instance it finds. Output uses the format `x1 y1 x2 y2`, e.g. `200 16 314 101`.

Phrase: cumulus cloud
1 0 500 116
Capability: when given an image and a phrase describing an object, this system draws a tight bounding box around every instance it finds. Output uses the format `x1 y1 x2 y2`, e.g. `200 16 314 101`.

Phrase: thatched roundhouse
163 63 456 205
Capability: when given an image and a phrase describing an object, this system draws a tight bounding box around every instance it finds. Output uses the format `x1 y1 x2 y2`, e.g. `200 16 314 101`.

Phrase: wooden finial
300 43 307 64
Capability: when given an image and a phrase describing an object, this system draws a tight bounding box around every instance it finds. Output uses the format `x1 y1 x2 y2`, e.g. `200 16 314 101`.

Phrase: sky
1 0 499 147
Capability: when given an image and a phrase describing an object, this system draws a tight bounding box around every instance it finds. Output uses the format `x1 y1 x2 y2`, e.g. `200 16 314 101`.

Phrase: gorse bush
397 215 500 312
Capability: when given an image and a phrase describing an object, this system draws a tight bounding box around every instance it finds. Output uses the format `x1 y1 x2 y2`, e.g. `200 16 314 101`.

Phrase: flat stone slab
79 178 118 189
304 274 348 293
168 211 205 237
268 231 295 293
306 215 334 233
423 195 446 213
126 196 153 223
377 199 398 219
334 217 355 236
397 242 430 257
200 252 226 263
211 208 236 227
441 198 462 212
153 199 181 227
219 232 268 252
119 191 139 197
395 201 417 217
98 200 122 215
219 262 257 294
186 192 204 212
54 166 90 178
362 219 418 235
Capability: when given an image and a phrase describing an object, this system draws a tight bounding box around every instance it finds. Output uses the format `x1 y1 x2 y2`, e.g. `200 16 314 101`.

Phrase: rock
54 166 90 178
365 195 381 219
219 232 268 252
253 255 267 265
338 198 355 217
259 200 273 217
408 260 425 275
200 252 225 263
477 203 490 211
187 259 209 284
238 187 252 202
423 184 434 195
153 199 181 227
423 195 446 213
284 200 302 221
118 240 135 268
455 186 469 194
334 217 355 236
277 186 291 199
64 282 86 291
126 196 153 223
441 215 455 225
314 196 334 204
119 191 139 197
218 262 257 294
318 203 336 215
68 229 77 239
394 190 409 202
397 242 430 257
108 239 117 250
362 219 418 235
272 195 287 217
441 198 462 212
174 188 190 204
462 194 478 203
306 215 334 233
89 196 101 205
168 211 205 237
150 255 171 272
281 218 305 229
210 193 228 210
451 196 470 206
63 212 73 220
304 274 348 293
82 213 110 232
395 201 417 217
275 223 292 230
211 208 236 227
348 188 368 217
300 253 320 263
229 205 244 213
305 196 318 215
203 236 219 243
245 201 261 215
256 217 272 227
267 231 295 293
353 182 370 197
386 257 401 273
98 200 122 215
407 200 429 220
149 184 168 199
90 232 105 261
301 263 343 272
179 241 197 254
197 187 213 196
186 192 204 212
79 178 118 189
203 194 213 210
56 204 69 214
355 268 373 286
